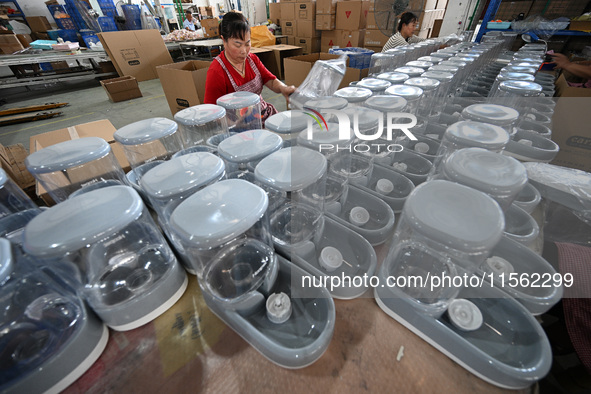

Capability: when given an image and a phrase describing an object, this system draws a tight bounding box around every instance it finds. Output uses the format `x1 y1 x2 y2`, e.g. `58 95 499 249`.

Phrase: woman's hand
550 53 570 68
280 84 296 99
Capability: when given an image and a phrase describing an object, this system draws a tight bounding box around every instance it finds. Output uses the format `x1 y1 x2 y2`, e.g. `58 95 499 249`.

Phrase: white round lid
448 299 483 331
376 178 394 195
216 91 261 109
454 56 476 63
349 206 370 226
296 122 354 149
442 59 467 68
394 66 425 77
304 96 348 111
23 186 143 258
334 87 373 103
319 246 343 272
169 179 268 248
428 65 459 74
406 60 433 69
364 95 407 112
497 72 535 82
461 104 519 126
420 71 454 83
140 152 224 199
265 110 310 134
173 104 226 126
348 107 382 129
418 56 442 64
499 80 543 96
266 292 292 324
385 84 424 101
25 137 111 174
430 52 453 59
510 61 539 68
404 180 504 252
502 65 537 74
442 148 528 196
254 146 327 192
114 117 178 145
357 78 392 91
445 121 510 150
404 77 440 92
218 129 283 163
376 72 410 84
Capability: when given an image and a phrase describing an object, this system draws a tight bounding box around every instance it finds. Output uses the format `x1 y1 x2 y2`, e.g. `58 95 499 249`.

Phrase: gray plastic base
504 203 539 246
275 216 377 299
375 279 552 389
354 164 415 213
503 130 559 163
3 307 108 394
386 150 433 185
202 254 335 369
326 185 395 246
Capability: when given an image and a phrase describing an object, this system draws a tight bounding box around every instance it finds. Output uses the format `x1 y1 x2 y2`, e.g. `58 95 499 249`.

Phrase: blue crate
47 4 77 30
121 4 141 30
98 16 118 32
64 0 90 30
97 0 118 18
39 62 52 71
57 29 78 43
329 47 374 69
47 29 61 40
81 34 100 48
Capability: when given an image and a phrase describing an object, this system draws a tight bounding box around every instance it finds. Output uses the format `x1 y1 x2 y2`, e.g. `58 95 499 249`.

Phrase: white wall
439 0 480 37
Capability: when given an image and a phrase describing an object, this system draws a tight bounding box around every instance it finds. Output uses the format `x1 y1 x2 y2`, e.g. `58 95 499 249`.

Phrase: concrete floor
0 78 288 151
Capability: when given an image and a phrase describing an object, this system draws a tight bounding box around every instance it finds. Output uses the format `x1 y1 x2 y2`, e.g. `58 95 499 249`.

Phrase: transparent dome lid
265 110 310 134
428 65 459 74
169 179 268 248
499 80 543 96
420 71 454 83
376 72 409 84
497 72 535 82
445 121 510 150
502 65 537 74
443 148 527 196
357 78 391 91
304 96 348 111
23 185 143 258
297 122 354 149
25 137 111 174
114 118 178 145
406 60 433 69
334 87 373 103
429 52 453 59
218 129 283 163
140 152 224 199
394 67 425 77
404 180 504 252
173 104 226 126
255 146 327 192
510 61 539 68
317 57 347 75
418 56 442 64
404 77 440 92
385 84 424 101
216 91 261 109
454 56 476 63
364 95 408 112
461 104 519 126
0 237 13 284
348 107 382 128
440 60 466 69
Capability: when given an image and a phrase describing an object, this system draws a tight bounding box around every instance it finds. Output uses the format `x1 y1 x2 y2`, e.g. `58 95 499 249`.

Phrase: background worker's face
401 20 417 37
186 13 193 21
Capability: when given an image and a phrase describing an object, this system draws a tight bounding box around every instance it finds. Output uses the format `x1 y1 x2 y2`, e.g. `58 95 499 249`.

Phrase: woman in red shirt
204 12 296 123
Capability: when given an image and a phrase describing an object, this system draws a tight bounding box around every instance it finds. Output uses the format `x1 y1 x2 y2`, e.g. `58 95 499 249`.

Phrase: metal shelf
0 0 25 21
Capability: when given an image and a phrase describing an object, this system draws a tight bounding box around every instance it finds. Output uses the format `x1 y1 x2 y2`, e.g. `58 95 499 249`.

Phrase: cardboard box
316 0 337 14
366 11 395 31
321 30 339 52
340 29 366 48
316 14 336 30
269 3 281 24
100 75 143 103
494 1 533 21
27 16 52 33
16 34 32 48
261 44 304 79
297 2 316 20
0 34 24 54
554 73 591 98
297 19 320 37
29 120 131 205
551 96 591 172
284 53 368 89
250 47 276 70
281 20 297 36
364 45 382 53
364 29 389 47
98 30 173 82
293 37 321 54
336 1 368 30
0 143 35 190
156 60 211 115
281 3 296 20
199 6 213 17
569 20 591 32
201 18 219 37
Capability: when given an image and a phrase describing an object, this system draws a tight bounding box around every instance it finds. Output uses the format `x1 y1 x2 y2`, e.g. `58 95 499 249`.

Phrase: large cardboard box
284 53 368 89
551 95 591 172
29 120 131 205
201 18 220 37
0 143 35 190
100 75 143 102
554 73 591 98
364 45 382 53
261 44 304 79
250 47 276 71
0 34 24 54
340 29 366 48
569 20 591 32
281 3 296 20
336 1 369 30
364 29 389 47
27 16 52 33
156 60 211 115
281 20 297 36
316 14 336 30
293 37 321 54
321 30 339 52
297 19 320 37
269 3 281 24
366 11 393 30
98 30 173 82
297 2 316 20
316 0 337 14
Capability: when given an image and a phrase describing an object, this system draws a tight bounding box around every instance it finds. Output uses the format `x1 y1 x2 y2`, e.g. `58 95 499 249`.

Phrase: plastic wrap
289 55 347 110
511 16 569 40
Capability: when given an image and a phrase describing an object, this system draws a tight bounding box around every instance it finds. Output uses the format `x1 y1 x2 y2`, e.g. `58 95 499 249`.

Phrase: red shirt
204 51 277 105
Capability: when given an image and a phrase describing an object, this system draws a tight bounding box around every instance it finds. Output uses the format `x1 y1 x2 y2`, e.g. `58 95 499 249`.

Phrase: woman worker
204 12 296 123
382 12 425 52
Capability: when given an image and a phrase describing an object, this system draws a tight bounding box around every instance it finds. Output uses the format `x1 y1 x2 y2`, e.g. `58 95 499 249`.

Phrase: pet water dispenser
25 137 128 204
23 185 188 331
289 56 347 110
173 104 230 147
334 87 373 108
375 72 410 85
168 178 336 368
217 91 263 132
264 110 310 147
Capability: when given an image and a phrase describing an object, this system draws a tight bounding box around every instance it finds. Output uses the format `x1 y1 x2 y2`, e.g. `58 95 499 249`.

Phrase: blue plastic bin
121 4 141 30
329 47 374 69
98 16 118 32
47 4 77 30
57 29 78 43
81 34 100 48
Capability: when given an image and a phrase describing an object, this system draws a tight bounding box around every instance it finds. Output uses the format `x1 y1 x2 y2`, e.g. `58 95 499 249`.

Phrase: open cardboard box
284 53 369 89
156 60 211 115
100 75 143 102
260 44 304 80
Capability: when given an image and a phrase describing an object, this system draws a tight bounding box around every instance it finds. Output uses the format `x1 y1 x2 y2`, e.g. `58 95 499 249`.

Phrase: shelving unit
0 0 26 23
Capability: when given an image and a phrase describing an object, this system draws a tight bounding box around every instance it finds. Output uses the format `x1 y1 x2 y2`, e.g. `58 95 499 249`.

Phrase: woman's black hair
220 12 250 42
397 12 418 32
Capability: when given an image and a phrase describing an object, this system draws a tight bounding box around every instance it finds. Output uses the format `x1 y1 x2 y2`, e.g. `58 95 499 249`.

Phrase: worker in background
551 53 591 88
382 12 425 52
183 11 200 31
204 12 296 124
